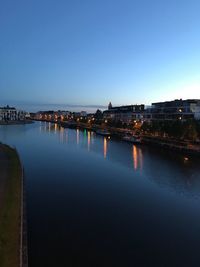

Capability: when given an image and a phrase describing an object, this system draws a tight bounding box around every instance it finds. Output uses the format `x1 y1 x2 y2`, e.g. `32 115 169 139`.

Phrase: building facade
35 110 72 121
146 99 200 121
103 99 200 126
103 103 145 124
0 105 26 121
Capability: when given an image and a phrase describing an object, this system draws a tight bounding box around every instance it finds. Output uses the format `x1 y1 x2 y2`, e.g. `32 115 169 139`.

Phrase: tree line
141 119 200 142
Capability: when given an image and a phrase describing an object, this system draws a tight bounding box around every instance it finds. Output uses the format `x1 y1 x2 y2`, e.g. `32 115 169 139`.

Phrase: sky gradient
1 0 200 111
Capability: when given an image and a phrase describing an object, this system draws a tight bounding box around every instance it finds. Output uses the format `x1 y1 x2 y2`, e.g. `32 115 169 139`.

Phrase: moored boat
96 129 111 136
122 134 141 144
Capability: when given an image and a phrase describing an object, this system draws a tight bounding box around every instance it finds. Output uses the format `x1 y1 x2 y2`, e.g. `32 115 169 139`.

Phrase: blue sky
0 0 200 111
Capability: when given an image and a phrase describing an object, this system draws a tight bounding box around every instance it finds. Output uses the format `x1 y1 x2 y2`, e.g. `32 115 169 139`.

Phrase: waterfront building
145 99 200 122
73 111 87 119
0 105 26 121
36 111 54 120
103 103 145 124
80 111 87 117
35 110 71 121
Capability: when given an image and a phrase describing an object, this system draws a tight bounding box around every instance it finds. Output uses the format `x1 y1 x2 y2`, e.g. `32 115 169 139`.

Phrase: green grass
0 144 22 267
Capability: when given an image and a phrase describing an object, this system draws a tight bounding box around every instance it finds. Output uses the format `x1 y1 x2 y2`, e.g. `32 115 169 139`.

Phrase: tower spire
108 102 112 110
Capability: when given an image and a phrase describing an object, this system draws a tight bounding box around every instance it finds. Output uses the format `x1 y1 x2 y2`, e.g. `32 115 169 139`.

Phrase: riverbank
0 120 33 125
141 136 200 156
62 121 200 156
0 144 23 267
34 119 200 156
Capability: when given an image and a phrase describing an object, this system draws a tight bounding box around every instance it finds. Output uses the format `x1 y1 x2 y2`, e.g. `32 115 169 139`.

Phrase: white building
0 105 26 121
149 99 200 121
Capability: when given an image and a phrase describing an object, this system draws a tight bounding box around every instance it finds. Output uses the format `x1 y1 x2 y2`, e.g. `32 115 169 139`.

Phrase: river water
1 122 200 267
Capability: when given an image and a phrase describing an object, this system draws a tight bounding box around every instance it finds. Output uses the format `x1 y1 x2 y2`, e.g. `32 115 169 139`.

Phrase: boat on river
122 134 141 144
96 129 111 137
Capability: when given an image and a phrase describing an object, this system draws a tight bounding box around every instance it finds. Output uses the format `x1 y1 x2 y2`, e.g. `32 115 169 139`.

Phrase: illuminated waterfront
1 121 200 266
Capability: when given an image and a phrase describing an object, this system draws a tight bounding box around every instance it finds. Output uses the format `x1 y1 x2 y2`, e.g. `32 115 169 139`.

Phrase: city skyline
1 0 200 110
2 97 200 113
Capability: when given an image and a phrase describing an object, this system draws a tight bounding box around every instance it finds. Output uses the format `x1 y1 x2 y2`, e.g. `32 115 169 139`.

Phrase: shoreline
141 136 200 156
0 144 27 267
35 119 200 156
0 120 34 125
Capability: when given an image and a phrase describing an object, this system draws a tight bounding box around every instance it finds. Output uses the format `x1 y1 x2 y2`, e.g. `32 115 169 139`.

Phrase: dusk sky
1 0 200 111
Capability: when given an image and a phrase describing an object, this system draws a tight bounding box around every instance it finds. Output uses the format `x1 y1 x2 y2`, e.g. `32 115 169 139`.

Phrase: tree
94 109 103 119
182 120 198 141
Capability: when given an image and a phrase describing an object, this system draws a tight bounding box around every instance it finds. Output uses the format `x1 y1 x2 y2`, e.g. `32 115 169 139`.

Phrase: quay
34 119 200 156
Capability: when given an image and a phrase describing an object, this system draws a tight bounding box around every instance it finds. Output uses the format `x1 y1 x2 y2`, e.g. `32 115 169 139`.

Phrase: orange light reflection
104 137 107 159
133 145 138 170
88 131 91 151
54 123 57 133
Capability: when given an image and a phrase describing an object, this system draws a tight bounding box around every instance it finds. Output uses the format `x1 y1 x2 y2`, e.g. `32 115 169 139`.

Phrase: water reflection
2 122 200 196
2 123 200 266
83 129 87 144
139 149 143 171
87 131 91 151
104 137 107 159
65 129 68 143
59 127 64 143
133 145 138 170
54 123 57 133
91 131 94 145
39 121 42 132
76 129 80 145
132 145 143 171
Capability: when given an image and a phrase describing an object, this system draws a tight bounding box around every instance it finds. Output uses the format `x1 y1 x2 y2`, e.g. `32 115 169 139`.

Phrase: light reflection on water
54 123 57 133
1 122 200 266
76 128 79 145
36 123 200 198
36 122 200 195
65 128 68 143
133 145 138 170
59 126 64 143
103 137 107 159
132 145 143 171
87 131 91 151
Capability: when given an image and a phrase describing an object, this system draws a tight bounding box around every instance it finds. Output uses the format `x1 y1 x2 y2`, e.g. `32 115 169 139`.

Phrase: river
1 121 200 267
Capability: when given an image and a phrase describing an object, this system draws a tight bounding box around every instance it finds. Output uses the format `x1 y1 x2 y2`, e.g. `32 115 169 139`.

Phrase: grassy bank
0 144 22 267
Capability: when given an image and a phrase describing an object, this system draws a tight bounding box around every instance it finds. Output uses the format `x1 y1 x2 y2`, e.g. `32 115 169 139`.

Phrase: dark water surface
1 122 200 267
